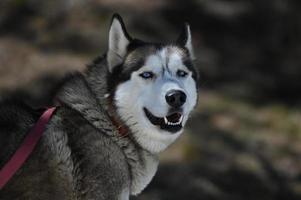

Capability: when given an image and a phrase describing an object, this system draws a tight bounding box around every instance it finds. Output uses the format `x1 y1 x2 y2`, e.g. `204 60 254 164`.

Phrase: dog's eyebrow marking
165 58 168 69
157 47 171 74
165 46 186 73
158 50 166 70
165 59 172 75
165 49 170 72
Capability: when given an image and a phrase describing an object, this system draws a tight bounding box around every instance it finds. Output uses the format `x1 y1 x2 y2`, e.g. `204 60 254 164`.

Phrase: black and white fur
0 14 198 199
107 15 198 153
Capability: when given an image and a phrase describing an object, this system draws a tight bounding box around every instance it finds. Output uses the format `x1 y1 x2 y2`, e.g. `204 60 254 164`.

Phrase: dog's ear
177 23 195 60
107 14 132 72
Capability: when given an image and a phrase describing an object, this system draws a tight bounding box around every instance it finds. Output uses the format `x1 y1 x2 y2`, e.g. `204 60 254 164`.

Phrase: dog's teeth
164 117 168 124
163 115 184 126
164 114 183 126
179 115 183 123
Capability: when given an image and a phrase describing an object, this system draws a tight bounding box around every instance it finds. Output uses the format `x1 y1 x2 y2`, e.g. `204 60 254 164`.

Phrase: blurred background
0 0 301 199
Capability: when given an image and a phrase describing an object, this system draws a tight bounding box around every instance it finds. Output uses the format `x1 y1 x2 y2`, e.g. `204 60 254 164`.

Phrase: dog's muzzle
143 108 183 133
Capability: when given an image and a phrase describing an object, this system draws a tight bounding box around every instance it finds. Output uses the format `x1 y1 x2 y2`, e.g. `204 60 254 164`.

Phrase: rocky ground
0 0 301 199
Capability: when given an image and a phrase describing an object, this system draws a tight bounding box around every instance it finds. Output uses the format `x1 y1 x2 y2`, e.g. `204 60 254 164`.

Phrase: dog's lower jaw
131 126 183 154
114 106 184 153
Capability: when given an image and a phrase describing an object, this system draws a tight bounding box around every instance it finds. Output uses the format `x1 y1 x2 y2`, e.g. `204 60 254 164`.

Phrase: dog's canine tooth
164 117 168 124
179 115 183 123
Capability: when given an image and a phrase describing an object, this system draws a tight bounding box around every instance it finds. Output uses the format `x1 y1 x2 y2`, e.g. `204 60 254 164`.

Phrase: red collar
106 96 129 137
109 114 129 137
0 107 56 189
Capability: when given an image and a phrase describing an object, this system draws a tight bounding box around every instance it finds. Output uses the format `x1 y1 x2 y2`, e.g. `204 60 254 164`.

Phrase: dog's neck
56 69 159 195
85 56 132 138
107 97 129 138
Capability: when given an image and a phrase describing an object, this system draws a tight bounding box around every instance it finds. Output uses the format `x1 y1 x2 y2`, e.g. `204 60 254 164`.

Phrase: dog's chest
126 149 159 195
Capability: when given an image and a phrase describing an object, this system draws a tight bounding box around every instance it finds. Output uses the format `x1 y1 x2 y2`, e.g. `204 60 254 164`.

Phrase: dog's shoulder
0 99 42 168
41 106 131 198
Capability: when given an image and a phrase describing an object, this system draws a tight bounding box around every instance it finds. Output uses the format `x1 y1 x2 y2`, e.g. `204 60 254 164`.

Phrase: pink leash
0 107 56 189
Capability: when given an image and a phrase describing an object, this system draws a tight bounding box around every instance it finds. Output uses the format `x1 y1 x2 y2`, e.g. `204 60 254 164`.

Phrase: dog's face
107 15 198 153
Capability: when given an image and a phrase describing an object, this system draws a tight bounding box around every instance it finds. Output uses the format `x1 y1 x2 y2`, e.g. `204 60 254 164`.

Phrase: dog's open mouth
143 108 183 133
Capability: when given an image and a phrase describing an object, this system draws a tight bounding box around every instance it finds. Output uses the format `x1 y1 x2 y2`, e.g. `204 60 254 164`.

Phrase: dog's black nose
165 90 186 108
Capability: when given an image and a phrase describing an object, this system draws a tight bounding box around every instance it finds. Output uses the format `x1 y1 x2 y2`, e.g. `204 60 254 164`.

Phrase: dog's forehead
124 45 190 71
117 44 197 83
144 46 187 71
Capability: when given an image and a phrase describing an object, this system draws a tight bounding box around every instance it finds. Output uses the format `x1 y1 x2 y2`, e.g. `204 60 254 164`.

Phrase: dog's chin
117 106 187 153
124 108 186 153
143 108 183 133
132 122 183 153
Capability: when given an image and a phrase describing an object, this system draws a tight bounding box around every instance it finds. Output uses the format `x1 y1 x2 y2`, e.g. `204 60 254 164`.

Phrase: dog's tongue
167 113 182 123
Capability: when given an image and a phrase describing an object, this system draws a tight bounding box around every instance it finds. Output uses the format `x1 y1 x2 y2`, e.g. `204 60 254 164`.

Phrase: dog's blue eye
177 70 188 77
139 71 154 79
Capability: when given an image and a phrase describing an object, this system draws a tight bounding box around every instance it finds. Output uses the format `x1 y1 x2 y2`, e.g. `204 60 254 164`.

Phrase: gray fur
0 70 158 199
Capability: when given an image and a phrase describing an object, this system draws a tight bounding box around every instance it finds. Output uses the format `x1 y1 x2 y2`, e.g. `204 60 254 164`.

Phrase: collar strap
106 96 129 137
0 107 56 190
109 114 129 137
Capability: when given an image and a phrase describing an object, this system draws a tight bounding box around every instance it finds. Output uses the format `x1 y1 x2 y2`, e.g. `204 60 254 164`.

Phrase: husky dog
0 14 198 199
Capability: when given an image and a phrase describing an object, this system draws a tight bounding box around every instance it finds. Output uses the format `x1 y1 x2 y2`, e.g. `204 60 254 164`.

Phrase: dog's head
107 14 198 153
